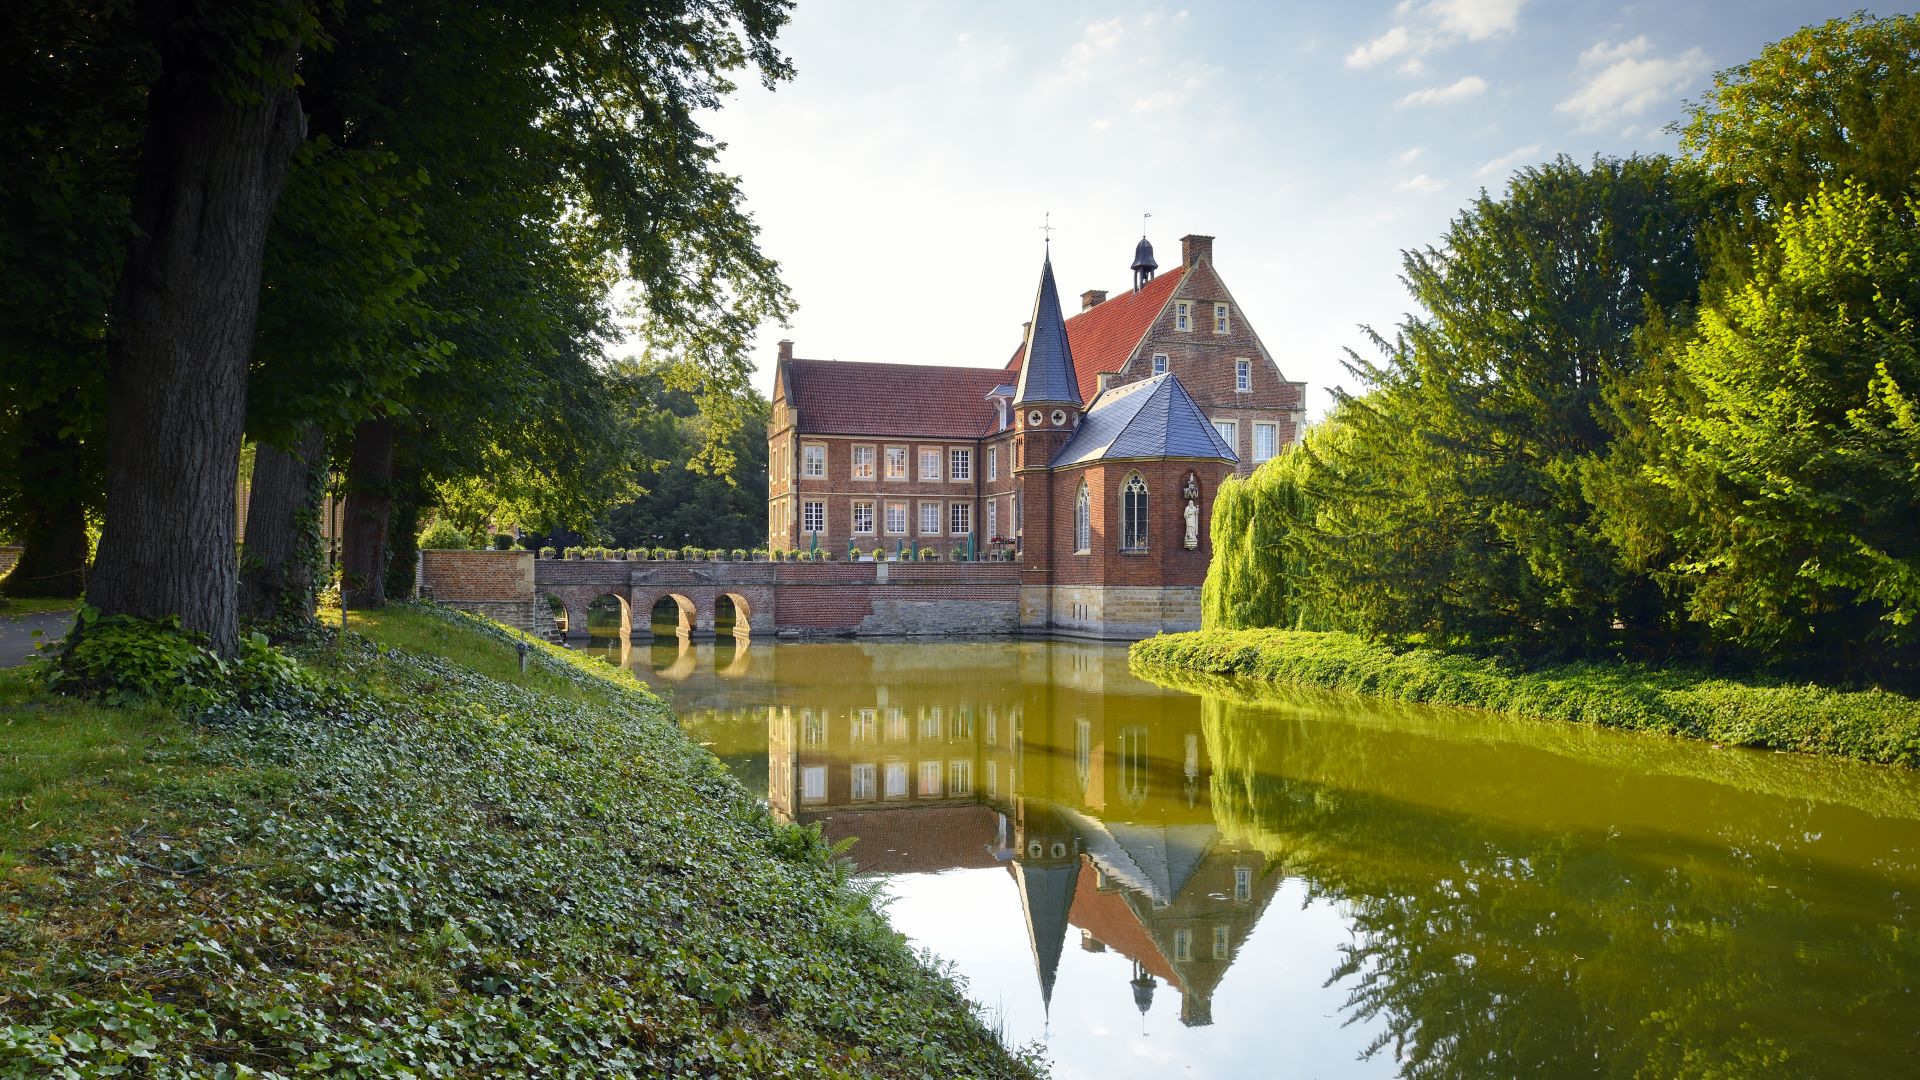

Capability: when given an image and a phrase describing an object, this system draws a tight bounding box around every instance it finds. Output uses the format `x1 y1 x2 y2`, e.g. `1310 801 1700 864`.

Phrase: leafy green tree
1678 12 1920 218
1605 182 1920 677
597 365 770 552
0 2 142 598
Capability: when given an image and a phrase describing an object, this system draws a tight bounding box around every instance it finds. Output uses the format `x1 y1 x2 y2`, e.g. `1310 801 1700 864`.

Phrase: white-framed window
855 707 876 743
802 443 825 478
885 445 908 480
852 444 876 479
949 502 971 536
949 759 973 797
1074 482 1090 553
851 500 875 534
920 707 941 740
802 500 825 534
1213 418 1237 450
884 761 908 798
1234 866 1253 902
801 711 826 746
919 447 941 482
1254 422 1278 462
1122 473 1149 551
949 447 971 481
987 446 998 480
1174 300 1192 331
1214 302 1231 334
987 759 998 797
919 502 942 536
1151 353 1168 375
987 499 998 540
885 707 907 742
851 763 876 801
884 501 907 535
918 760 943 797
1213 925 1231 959
1236 358 1252 392
1173 929 1192 962
801 766 826 803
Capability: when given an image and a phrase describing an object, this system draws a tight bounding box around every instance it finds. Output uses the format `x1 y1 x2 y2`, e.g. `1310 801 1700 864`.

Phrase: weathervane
1142 210 1152 236
1039 210 1054 247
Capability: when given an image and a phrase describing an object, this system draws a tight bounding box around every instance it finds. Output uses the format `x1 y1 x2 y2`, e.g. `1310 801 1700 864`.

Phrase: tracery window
1121 473 1149 550
1074 481 1090 553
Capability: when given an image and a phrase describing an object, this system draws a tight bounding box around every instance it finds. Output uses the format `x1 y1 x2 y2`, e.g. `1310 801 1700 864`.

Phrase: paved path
0 610 74 667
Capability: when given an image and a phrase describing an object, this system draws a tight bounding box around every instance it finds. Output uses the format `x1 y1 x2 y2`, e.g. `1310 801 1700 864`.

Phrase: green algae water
587 634 1920 1079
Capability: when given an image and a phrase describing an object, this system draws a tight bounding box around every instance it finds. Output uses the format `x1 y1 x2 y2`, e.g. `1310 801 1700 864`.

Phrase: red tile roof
1068 861 1181 988
811 804 1004 874
1007 269 1187 403
784 357 1007 438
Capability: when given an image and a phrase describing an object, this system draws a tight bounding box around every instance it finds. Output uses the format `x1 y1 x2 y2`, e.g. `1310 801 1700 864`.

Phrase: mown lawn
1 604 1041 1078
1132 628 1920 767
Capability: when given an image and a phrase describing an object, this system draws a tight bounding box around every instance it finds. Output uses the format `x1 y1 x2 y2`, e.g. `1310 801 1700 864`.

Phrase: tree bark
1 403 92 598
341 416 395 610
238 424 327 628
85 3 306 654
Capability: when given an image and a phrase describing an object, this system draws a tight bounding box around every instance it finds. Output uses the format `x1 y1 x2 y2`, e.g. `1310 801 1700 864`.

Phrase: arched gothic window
1074 482 1091 553
1121 473 1149 550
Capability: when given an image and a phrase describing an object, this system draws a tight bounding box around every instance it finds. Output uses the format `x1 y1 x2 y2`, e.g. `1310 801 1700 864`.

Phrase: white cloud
1397 75 1487 107
1474 143 1542 177
1394 146 1424 166
1132 70 1217 113
1428 0 1525 41
1346 0 1524 70
1346 25 1414 68
1397 173 1445 192
1556 36 1709 130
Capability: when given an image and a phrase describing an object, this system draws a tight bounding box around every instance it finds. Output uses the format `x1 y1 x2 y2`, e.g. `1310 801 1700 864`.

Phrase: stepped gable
1006 269 1185 402
784 356 1005 438
1012 252 1082 406
1051 373 1238 466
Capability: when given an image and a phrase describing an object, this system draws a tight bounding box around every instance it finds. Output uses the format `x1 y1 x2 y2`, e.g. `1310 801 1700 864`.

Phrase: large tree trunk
238 424 327 629
1 404 92 598
86 3 306 654
341 416 395 610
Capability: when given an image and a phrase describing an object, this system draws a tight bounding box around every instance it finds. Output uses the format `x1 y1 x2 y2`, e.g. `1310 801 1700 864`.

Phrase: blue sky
701 2 1910 415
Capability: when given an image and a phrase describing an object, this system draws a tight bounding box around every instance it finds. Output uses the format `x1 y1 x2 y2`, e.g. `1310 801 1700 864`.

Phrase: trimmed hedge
1132 628 1920 767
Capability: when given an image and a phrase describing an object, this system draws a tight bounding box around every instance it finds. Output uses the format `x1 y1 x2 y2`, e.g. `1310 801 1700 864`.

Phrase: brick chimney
1080 289 1108 311
1180 234 1215 267
777 339 794 362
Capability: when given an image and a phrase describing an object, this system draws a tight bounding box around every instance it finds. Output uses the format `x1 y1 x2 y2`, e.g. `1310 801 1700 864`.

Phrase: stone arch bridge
415 550 1066 640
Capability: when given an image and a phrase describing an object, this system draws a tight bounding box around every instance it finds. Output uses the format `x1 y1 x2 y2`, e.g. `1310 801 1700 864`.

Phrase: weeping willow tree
1201 415 1343 631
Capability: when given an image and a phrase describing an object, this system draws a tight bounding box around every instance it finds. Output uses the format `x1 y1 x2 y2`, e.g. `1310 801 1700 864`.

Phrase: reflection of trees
1201 695 1920 1077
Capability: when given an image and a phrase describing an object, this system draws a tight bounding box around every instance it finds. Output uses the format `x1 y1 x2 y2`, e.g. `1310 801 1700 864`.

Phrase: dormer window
1174 301 1192 331
1215 303 1230 334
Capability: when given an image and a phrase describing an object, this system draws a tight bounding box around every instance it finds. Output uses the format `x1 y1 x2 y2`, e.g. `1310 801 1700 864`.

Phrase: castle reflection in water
631 635 1277 1028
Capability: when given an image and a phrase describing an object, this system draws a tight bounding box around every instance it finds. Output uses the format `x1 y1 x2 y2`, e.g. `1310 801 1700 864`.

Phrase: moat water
584 632 1920 1079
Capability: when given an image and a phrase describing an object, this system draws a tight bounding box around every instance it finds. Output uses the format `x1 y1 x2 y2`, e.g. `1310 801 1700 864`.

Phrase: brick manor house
767 232 1307 637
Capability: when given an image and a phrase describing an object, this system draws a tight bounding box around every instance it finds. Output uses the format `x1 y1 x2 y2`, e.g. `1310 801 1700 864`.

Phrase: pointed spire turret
1013 252 1082 408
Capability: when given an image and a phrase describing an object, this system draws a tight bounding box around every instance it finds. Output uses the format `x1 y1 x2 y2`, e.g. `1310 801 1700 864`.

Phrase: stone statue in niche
1183 473 1201 549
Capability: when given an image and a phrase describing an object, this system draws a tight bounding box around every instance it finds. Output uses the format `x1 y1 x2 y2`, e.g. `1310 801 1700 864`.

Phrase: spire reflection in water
592 636 1920 1079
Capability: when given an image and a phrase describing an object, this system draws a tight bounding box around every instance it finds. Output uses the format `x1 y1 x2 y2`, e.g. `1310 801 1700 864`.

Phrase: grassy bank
1131 629 1920 768
1 603 1040 1077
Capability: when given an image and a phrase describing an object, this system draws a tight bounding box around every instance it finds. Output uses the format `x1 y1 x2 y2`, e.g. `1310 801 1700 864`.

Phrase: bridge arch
716 592 753 636
586 593 632 642
642 592 699 639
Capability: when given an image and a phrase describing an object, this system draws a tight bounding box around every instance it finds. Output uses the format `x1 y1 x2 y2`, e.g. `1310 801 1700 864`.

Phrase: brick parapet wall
419 549 534 603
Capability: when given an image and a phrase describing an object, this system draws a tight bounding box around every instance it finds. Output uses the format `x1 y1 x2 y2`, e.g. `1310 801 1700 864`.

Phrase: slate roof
1051 373 1238 466
1059 806 1217 906
1014 860 1080 1011
1012 254 1082 406
783 357 1004 438
1007 268 1186 402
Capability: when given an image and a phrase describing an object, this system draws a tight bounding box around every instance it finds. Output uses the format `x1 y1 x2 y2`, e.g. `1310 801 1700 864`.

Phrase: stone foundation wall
1043 584 1203 640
